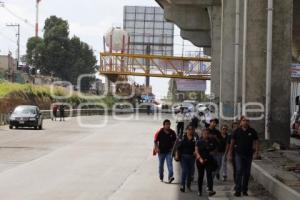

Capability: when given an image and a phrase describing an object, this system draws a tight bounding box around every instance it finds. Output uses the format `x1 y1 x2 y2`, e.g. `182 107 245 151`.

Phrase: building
0 54 17 81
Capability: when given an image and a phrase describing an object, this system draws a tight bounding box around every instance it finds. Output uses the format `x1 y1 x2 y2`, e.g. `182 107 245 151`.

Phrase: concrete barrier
40 109 108 119
252 161 300 200
0 114 8 125
0 108 157 124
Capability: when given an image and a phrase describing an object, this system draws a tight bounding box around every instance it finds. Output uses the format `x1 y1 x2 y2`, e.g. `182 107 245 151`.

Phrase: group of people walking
154 115 259 197
51 104 65 121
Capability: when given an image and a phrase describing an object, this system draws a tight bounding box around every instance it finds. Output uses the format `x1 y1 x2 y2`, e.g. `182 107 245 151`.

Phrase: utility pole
6 24 20 70
145 44 150 89
35 0 41 37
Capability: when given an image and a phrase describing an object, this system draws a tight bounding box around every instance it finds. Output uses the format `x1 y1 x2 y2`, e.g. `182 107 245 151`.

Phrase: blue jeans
221 153 228 177
180 154 195 188
158 152 173 180
235 153 253 193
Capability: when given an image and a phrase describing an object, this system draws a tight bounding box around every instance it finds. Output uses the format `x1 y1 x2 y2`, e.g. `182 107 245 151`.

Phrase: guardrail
0 108 173 125
0 113 9 125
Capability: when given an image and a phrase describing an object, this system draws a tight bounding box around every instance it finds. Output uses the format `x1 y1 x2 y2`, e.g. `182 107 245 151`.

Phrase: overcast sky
0 0 202 99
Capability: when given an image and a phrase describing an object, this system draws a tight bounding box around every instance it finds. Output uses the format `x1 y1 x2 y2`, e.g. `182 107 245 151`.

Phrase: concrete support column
269 0 292 145
292 0 300 63
207 6 221 102
245 0 292 146
244 0 267 133
219 0 236 121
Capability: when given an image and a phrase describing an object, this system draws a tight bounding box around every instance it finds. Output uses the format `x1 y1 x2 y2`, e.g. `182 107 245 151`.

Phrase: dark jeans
197 160 214 192
52 111 57 120
180 154 195 188
177 122 184 138
235 153 252 193
158 152 173 180
60 112 65 121
232 152 236 184
212 153 222 179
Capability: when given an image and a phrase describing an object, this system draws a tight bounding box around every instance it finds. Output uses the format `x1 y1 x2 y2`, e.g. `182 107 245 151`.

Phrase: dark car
9 105 43 130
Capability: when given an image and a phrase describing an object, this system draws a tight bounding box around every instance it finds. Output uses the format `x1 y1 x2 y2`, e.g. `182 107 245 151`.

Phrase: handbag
174 149 181 162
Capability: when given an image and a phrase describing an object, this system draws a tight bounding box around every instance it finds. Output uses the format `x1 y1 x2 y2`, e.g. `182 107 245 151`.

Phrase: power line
0 2 34 27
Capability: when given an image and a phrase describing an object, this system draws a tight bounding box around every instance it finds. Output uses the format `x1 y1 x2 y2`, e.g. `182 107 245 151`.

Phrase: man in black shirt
228 116 259 197
154 119 177 183
208 118 221 138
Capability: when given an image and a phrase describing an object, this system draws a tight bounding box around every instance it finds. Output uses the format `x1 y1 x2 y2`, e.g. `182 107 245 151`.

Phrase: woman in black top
177 125 196 192
195 128 217 197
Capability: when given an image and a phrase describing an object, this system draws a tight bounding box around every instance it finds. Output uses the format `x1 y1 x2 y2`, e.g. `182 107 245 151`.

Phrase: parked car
114 104 134 114
172 105 190 114
197 103 210 114
9 105 43 130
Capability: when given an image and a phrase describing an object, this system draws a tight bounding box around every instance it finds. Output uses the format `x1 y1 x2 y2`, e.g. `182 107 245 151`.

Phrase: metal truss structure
99 52 211 80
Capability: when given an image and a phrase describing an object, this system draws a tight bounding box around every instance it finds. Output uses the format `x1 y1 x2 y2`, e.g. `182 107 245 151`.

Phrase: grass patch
0 81 117 109
0 81 66 98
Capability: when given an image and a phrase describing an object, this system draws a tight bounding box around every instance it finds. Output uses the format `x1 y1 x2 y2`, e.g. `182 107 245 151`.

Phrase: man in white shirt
176 108 185 138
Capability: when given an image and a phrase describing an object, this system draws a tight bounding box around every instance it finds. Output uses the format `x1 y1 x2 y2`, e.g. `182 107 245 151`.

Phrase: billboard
123 6 174 56
176 79 206 92
291 63 300 78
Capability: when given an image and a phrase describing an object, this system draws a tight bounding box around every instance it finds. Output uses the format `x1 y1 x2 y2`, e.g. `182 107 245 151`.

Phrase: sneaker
187 186 192 192
243 191 248 196
234 192 241 197
159 176 163 182
168 177 175 183
180 186 185 192
208 191 216 196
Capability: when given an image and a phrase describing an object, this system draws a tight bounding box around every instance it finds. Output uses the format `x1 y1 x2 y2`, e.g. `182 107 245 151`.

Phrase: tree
42 16 70 77
25 37 44 69
25 16 97 91
67 36 97 90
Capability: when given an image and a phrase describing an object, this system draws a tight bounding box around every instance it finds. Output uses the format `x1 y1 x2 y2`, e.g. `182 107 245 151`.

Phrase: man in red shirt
154 119 177 183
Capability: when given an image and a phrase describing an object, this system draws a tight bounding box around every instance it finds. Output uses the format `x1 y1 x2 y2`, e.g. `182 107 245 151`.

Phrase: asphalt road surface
0 114 207 200
0 114 272 200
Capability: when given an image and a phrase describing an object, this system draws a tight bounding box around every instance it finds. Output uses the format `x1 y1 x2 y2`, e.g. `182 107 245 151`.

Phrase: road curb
291 137 300 147
252 161 300 200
